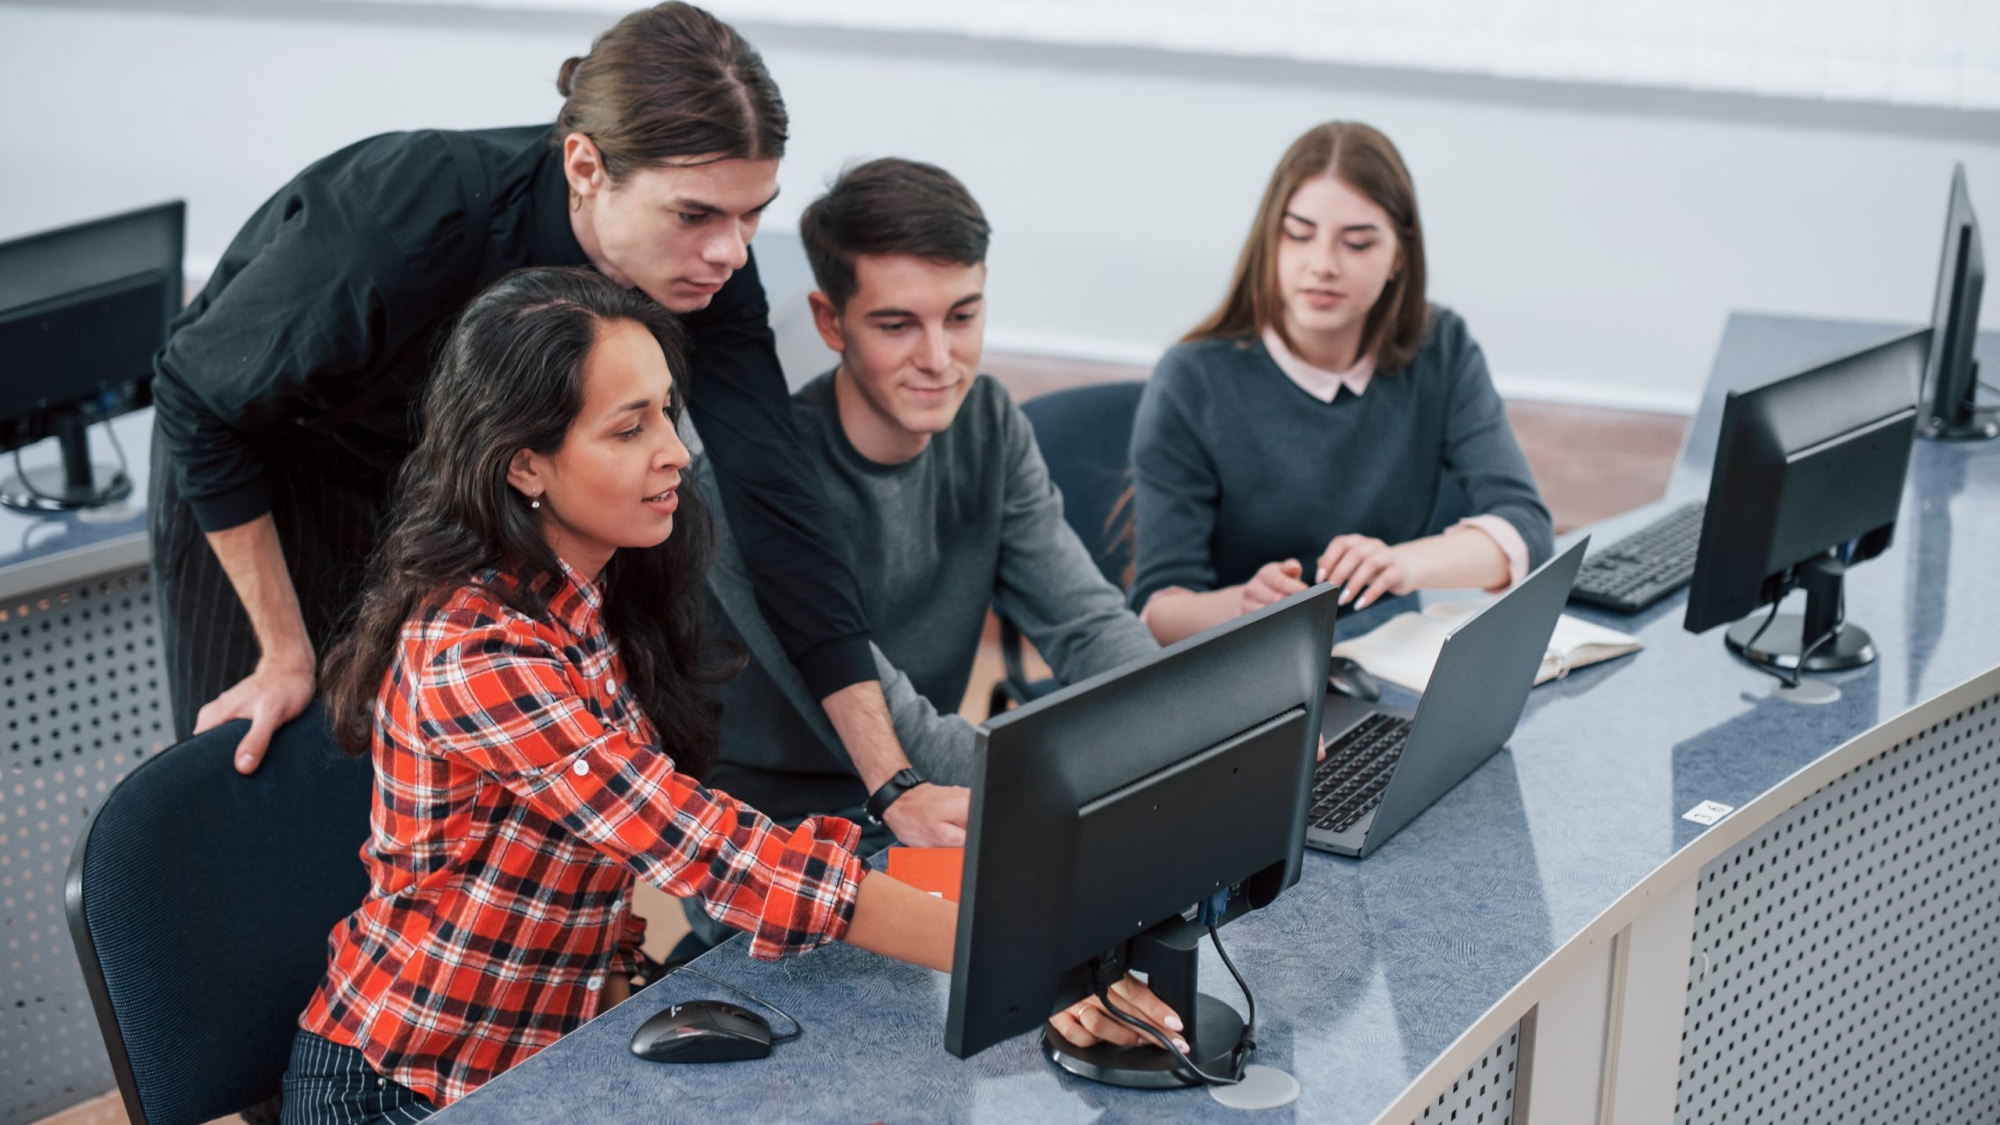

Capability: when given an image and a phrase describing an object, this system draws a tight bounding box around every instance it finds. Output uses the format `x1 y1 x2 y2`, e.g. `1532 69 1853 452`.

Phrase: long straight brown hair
1185 122 1430 372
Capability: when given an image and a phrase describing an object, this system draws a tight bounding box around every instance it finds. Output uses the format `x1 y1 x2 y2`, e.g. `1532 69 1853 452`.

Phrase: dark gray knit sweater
1130 307 1554 616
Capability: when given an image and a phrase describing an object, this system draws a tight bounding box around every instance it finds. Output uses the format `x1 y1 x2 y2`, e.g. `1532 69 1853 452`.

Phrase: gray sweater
700 372 1158 819
1130 307 1554 618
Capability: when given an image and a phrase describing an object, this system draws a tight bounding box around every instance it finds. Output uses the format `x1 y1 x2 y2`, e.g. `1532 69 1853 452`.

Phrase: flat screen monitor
1920 164 1990 441
0 201 184 511
1684 326 1928 674
946 583 1338 1090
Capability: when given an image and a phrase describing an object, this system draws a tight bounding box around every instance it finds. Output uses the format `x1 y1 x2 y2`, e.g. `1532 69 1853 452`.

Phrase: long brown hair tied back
554 1 787 178
321 267 737 778
1185 121 1430 372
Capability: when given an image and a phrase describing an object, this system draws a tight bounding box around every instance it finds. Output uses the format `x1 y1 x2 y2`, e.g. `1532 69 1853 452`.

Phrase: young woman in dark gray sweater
1132 122 1554 643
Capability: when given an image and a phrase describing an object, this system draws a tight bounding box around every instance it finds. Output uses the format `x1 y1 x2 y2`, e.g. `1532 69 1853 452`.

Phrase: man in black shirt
149 3 967 846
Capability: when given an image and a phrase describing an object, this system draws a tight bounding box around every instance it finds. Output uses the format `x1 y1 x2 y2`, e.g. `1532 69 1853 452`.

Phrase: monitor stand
1725 552 1874 673
1041 915 1246 1089
0 410 131 513
1919 361 1998 441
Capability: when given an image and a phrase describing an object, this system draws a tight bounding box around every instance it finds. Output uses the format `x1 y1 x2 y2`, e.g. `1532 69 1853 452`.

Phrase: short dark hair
799 158 991 311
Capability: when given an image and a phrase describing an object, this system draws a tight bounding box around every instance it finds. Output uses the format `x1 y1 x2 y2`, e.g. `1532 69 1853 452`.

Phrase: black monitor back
945 584 1338 1059
1685 327 1926 634
1922 164 1984 434
0 202 184 449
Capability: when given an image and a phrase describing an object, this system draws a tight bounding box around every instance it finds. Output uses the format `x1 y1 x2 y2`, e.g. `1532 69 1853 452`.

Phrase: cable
9 399 131 507
659 962 804 1044
1743 569 1847 692
1207 923 1256 1042
1088 923 1260 1088
1093 979 1243 1086
1739 591 1792 690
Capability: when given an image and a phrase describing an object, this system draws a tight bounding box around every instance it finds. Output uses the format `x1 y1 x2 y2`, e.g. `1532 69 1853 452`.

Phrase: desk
0 408 174 1123
435 314 2000 1125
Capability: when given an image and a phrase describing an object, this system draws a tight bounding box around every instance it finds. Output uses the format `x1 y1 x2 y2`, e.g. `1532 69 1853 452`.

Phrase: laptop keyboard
1309 713 1412 835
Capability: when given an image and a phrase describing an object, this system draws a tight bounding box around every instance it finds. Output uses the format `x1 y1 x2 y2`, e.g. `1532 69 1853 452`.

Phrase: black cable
1740 590 1793 690
1093 980 1243 1086
1207 924 1255 1040
661 962 804 1044
1089 924 1260 1087
9 401 131 506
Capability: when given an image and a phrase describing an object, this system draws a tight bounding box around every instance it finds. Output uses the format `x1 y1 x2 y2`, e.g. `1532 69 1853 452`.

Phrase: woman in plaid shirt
278 268 1178 1122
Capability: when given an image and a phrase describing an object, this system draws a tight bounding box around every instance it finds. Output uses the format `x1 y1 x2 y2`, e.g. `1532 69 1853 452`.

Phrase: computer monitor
1919 164 1990 442
0 201 184 512
945 583 1338 1089
1683 327 1928 673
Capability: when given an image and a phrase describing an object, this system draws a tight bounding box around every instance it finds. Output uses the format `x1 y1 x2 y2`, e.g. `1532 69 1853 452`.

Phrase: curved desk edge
1371 661 2000 1125
0 530 148 604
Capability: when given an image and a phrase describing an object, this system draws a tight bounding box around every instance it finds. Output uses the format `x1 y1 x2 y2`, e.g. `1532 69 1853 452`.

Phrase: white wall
2 1 1996 413
421 0 2000 111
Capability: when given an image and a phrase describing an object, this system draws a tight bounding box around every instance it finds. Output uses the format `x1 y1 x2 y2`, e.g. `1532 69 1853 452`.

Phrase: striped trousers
147 421 384 739
280 1030 435 1125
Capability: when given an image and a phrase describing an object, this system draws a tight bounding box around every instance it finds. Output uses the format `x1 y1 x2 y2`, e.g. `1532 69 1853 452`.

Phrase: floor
32 355 1685 1125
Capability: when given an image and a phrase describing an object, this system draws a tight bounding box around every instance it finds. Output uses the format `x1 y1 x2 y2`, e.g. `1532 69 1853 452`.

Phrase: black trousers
148 422 383 740
280 1030 435 1125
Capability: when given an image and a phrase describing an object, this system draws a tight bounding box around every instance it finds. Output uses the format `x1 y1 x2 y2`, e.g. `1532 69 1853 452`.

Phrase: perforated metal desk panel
431 317 2000 1125
1 408 166 1125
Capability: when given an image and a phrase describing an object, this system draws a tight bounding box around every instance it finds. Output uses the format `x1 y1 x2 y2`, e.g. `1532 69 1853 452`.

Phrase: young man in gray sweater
690 157 1158 860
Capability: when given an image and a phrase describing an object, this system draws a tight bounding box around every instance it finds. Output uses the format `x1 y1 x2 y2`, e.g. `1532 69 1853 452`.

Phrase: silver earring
530 495 542 509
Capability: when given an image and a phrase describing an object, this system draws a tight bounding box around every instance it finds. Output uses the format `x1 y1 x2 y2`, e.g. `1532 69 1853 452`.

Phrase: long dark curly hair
321 266 734 777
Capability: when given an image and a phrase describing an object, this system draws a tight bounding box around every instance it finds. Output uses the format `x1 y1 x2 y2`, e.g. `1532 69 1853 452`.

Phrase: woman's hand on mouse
1046 974 1188 1053
1240 559 1309 613
1317 535 1417 609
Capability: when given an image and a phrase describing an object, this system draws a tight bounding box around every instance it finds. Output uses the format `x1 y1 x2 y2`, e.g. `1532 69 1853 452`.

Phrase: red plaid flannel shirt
300 564 865 1105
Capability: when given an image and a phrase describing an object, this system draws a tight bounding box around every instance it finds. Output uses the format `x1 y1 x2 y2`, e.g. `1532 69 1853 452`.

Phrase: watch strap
865 768 925 825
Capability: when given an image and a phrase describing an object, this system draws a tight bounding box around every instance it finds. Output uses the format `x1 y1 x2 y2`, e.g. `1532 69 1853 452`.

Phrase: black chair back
64 704 374 1125
992 380 1149 715
1019 380 1148 586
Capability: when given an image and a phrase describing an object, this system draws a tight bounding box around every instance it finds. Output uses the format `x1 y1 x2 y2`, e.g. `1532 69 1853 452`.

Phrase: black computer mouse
630 999 774 1064
1327 655 1382 703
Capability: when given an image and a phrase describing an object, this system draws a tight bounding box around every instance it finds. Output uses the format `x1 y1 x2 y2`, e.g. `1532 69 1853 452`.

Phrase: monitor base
1917 408 1999 442
1042 992 1245 1089
0 464 132 513
1725 616 1875 673
1919 361 1997 441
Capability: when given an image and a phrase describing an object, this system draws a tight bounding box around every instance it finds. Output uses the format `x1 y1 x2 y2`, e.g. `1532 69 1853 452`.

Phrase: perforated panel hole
3 566 172 1125
1675 694 2000 1124
1409 1026 1519 1124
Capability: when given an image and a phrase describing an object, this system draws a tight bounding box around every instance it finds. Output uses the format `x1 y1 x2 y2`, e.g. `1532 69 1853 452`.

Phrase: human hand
193 655 316 775
882 782 970 847
1239 559 1308 614
1047 974 1189 1053
1317 535 1417 610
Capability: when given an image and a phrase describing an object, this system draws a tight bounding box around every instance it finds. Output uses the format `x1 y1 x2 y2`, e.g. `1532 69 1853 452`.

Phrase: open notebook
1332 600 1642 694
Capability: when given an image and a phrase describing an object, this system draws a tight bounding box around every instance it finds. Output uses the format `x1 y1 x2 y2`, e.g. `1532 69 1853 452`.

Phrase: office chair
989 380 1147 717
65 704 375 1125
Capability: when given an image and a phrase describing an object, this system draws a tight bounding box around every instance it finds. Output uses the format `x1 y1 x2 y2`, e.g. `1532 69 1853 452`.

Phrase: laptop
1307 537 1589 858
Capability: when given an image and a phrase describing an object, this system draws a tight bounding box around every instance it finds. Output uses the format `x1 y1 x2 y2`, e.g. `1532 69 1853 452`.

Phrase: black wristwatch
865 768 926 826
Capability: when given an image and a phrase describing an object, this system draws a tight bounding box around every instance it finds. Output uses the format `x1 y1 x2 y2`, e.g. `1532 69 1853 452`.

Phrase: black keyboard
1568 501 1705 614
1309 713 1411 835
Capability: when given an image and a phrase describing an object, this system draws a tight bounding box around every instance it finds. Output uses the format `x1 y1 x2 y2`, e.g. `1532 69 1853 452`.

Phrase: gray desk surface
0 408 154 601
10 317 1986 1122
429 312 2000 1124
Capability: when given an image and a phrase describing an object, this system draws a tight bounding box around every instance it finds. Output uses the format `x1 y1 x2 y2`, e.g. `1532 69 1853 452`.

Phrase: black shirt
151 124 875 695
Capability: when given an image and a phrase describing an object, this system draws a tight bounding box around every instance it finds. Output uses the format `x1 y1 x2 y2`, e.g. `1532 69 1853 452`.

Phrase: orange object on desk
885 847 964 904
